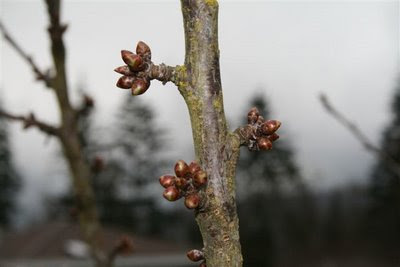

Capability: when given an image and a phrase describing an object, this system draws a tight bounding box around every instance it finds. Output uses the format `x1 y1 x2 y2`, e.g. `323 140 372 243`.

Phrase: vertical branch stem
180 1 243 266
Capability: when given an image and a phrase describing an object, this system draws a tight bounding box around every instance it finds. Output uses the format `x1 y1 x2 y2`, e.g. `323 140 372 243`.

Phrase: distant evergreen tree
0 103 21 228
78 96 168 234
236 93 315 267
369 79 400 245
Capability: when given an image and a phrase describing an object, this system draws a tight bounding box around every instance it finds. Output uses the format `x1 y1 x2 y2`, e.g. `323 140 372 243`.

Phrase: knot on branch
159 160 207 210
187 248 206 266
114 41 178 95
237 107 281 151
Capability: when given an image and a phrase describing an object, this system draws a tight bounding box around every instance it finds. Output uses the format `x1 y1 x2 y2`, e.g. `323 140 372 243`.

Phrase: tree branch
0 109 60 136
0 21 53 88
319 93 400 179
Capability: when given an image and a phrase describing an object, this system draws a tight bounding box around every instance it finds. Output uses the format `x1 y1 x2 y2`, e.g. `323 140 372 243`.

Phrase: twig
319 93 400 179
0 21 53 88
0 109 59 136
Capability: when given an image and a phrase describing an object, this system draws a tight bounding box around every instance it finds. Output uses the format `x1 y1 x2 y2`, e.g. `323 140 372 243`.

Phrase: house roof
0 221 187 259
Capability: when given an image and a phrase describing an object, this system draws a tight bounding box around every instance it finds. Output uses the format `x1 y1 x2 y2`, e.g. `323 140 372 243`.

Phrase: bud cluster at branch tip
159 160 207 210
245 107 281 151
115 41 152 95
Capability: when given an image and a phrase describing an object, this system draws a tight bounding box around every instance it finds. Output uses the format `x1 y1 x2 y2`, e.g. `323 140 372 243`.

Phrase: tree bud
131 78 150 95
189 161 201 175
261 120 281 135
114 65 132 76
91 156 105 173
185 193 200 209
258 137 273 150
116 75 135 89
159 175 175 188
268 133 280 142
193 170 207 187
136 41 151 60
163 186 180 201
247 107 259 124
116 235 134 255
199 262 207 267
175 160 189 178
187 249 204 262
175 177 189 189
121 50 144 71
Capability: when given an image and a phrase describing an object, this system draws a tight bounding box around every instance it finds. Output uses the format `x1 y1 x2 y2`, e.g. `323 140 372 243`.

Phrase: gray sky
1 0 399 221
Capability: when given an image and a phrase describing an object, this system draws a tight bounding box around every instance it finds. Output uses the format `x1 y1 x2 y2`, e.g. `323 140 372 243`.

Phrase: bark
178 1 243 266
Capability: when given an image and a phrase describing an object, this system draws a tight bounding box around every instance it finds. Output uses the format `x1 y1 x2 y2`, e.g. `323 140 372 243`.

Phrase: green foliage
0 104 21 228
369 78 400 245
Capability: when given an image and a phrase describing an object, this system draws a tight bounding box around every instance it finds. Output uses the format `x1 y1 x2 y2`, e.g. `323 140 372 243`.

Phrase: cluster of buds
159 160 207 210
246 107 281 151
115 41 152 95
187 249 206 266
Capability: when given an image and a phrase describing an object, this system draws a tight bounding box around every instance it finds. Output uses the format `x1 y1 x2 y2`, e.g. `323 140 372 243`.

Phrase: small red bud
116 76 135 89
92 156 105 172
193 170 207 187
131 79 150 95
116 235 134 255
121 50 144 71
258 137 273 150
189 161 201 175
83 95 94 108
136 41 151 60
159 175 175 188
199 262 207 267
175 160 189 178
261 120 281 135
185 193 200 209
247 107 259 124
187 249 204 262
163 186 180 201
175 177 189 190
268 133 280 142
114 65 132 76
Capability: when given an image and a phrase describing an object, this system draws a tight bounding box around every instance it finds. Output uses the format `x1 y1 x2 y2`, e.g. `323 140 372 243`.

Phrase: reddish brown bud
247 107 259 124
116 76 135 89
187 249 204 262
189 161 201 175
175 160 189 178
193 170 207 187
185 193 200 209
131 78 150 95
114 65 132 76
83 95 94 108
199 262 207 267
116 235 134 255
175 177 189 190
258 137 273 150
268 133 280 142
121 50 144 71
159 175 175 188
92 156 105 172
163 186 180 201
261 120 281 135
136 41 151 60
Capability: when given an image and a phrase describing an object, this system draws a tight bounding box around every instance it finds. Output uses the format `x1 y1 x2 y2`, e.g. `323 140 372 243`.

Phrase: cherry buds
115 41 152 95
159 160 207 210
245 107 281 151
187 249 206 266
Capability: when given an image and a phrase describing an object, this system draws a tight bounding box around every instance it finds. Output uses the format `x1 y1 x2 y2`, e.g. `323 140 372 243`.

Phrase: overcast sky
0 0 399 222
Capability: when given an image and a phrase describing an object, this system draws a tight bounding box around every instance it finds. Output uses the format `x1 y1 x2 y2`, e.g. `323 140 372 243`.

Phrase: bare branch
0 21 53 88
0 109 59 136
319 93 400 178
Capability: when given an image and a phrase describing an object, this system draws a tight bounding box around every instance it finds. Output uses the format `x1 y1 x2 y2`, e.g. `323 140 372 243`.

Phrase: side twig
0 21 53 88
0 109 59 136
319 93 400 179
